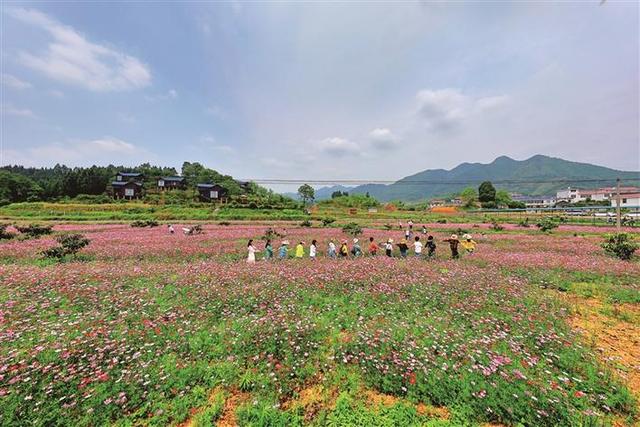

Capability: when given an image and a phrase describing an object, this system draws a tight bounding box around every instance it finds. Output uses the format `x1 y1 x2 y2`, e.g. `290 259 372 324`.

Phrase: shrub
218 221 231 226
602 233 639 260
261 227 283 241
536 217 559 232
321 217 336 227
383 223 393 230
490 219 503 231
436 219 447 224
300 219 312 227
0 224 16 240
16 224 53 238
42 234 90 259
130 219 159 228
518 218 530 228
342 222 362 237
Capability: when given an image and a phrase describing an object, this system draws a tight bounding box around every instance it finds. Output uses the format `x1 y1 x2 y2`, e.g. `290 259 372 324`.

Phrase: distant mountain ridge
321 155 639 202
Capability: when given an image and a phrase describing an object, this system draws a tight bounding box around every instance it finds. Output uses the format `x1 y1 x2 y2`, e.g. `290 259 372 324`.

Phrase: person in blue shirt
278 240 289 259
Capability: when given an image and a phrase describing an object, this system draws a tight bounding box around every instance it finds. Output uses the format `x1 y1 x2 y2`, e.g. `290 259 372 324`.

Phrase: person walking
264 239 273 260
413 236 423 257
247 239 257 264
328 240 337 258
310 239 318 259
397 239 409 258
408 220 413 230
351 238 362 257
339 240 349 258
278 240 289 259
461 234 477 255
168 224 175 234
443 234 460 259
368 237 378 256
421 225 427 235
385 239 394 257
295 241 305 258
405 229 411 241
426 235 436 258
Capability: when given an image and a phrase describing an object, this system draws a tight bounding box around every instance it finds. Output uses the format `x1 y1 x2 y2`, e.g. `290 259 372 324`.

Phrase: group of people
246 232 477 263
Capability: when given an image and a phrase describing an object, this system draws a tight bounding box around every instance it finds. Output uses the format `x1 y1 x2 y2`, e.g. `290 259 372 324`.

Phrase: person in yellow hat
461 234 477 254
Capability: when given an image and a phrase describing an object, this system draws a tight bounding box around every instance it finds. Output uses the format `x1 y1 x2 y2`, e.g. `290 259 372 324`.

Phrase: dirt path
564 294 640 401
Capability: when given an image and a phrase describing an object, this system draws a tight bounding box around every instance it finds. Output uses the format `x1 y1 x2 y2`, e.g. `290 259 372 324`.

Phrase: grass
0 222 638 426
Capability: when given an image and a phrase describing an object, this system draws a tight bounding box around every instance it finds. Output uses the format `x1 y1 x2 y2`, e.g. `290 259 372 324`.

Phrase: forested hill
0 162 258 203
347 155 640 202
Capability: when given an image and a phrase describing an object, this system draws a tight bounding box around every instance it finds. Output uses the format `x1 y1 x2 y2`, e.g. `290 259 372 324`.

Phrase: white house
610 193 640 208
556 187 584 203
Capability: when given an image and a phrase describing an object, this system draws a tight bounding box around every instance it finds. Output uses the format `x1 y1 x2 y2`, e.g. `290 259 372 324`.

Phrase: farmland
0 222 638 426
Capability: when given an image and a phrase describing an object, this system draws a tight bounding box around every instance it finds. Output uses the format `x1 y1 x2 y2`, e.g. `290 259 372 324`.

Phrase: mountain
283 185 355 201
347 155 640 202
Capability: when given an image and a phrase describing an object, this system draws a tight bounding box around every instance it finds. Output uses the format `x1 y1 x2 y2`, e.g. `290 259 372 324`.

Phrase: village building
112 181 143 199
197 183 228 202
512 195 557 208
610 192 640 208
157 176 186 190
115 172 143 183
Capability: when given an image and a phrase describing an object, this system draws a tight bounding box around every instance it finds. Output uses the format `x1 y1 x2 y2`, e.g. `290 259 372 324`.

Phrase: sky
1 1 639 191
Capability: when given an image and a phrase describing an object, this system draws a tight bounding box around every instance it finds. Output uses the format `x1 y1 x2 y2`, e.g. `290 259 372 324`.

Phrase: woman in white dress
247 239 256 264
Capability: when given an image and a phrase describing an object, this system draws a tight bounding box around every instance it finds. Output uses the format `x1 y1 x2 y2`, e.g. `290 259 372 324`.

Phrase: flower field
0 223 638 426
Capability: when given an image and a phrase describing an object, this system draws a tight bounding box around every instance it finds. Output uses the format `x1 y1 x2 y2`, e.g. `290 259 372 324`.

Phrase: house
512 195 556 208
556 187 585 203
115 172 143 183
591 187 639 202
610 193 640 208
157 176 185 190
112 181 143 199
197 183 228 202
429 199 446 208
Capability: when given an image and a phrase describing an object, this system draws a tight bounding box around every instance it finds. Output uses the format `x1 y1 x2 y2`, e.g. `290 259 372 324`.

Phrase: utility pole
615 178 621 231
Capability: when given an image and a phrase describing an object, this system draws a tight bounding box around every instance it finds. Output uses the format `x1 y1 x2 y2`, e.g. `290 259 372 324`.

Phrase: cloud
197 134 235 155
8 8 151 91
3 137 151 167
146 89 178 101
1 104 36 118
317 137 360 156
369 128 399 150
415 89 508 131
1 73 32 89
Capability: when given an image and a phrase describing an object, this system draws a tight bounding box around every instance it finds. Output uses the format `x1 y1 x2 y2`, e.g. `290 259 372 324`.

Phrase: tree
478 181 497 204
495 190 513 208
0 171 42 204
297 184 315 206
459 187 478 208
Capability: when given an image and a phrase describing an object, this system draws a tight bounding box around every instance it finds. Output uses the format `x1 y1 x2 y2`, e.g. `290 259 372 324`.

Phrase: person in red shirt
368 236 378 256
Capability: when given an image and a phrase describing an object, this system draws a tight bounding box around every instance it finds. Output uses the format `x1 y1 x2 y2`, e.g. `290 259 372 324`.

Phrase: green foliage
331 190 349 198
478 181 497 204
536 217 559 232
319 194 380 209
602 233 639 260
459 187 478 208
131 219 159 228
517 218 530 228
0 170 42 203
489 218 504 231
15 223 53 238
321 217 336 227
42 233 90 259
297 184 315 207
299 219 312 227
342 222 362 236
